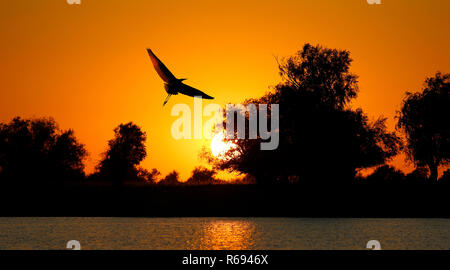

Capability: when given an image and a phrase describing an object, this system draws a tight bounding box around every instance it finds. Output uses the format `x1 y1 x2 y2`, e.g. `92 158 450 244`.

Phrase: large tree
96 122 147 186
277 43 358 110
397 72 450 182
208 44 400 184
0 117 86 184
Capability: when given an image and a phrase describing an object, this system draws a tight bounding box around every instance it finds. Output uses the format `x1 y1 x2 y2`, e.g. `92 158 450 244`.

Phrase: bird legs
163 94 172 106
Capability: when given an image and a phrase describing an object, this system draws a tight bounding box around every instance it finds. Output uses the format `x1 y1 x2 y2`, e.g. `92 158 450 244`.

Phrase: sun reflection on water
197 219 256 250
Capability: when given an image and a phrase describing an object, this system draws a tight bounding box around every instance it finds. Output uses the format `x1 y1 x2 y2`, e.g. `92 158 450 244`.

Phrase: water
0 217 448 250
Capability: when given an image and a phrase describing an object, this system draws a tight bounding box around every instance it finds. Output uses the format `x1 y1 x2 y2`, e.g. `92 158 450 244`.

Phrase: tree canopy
0 117 86 183
208 44 400 184
96 122 147 186
397 72 450 181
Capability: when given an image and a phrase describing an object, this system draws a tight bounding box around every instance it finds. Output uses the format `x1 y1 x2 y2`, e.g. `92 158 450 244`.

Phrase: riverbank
0 183 447 218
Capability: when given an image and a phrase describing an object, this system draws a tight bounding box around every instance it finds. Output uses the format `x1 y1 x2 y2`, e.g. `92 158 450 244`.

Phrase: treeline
0 118 251 186
0 43 448 187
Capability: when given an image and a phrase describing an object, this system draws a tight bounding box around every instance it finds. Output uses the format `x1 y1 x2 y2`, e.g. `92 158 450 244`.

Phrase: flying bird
147 49 214 106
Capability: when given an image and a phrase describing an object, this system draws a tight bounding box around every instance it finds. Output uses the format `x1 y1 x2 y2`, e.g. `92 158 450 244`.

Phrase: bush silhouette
364 165 406 184
185 166 218 185
137 168 161 184
439 169 450 184
159 170 180 186
404 167 429 184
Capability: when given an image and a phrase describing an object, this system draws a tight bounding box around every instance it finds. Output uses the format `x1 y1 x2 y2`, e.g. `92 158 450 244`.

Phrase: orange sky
1 0 449 180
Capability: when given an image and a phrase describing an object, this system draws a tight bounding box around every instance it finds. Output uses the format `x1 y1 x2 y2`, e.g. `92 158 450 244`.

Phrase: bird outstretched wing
179 83 214 99
147 49 177 83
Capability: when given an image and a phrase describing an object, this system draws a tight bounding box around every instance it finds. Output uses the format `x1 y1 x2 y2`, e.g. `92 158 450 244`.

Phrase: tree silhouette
137 167 161 184
278 43 358 110
0 117 86 184
185 166 217 185
397 72 449 182
207 44 400 184
159 170 180 186
96 122 147 187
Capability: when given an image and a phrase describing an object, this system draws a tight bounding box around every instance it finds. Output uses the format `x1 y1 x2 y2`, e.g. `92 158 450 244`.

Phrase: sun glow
210 132 237 158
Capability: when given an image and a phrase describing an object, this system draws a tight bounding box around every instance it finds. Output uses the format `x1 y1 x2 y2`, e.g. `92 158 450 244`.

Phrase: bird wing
147 49 177 84
179 83 214 99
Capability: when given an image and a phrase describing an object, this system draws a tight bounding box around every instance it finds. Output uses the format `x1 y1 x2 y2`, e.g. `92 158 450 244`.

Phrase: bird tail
163 94 172 106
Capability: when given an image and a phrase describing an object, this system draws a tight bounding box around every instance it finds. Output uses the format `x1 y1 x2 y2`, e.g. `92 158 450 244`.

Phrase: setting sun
210 132 237 158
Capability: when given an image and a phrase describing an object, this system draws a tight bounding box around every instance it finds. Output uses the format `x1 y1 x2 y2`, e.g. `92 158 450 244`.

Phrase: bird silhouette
147 49 214 106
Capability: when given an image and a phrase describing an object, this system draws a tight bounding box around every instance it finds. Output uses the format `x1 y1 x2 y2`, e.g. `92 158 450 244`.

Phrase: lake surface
0 217 448 250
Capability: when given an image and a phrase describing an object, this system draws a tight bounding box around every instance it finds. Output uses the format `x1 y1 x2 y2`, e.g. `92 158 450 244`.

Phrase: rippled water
0 217 448 250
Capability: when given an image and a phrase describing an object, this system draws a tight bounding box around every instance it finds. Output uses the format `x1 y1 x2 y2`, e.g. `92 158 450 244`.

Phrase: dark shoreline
0 183 448 218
